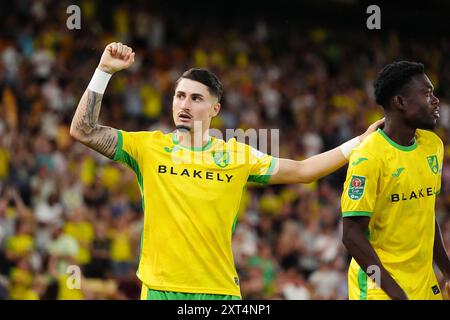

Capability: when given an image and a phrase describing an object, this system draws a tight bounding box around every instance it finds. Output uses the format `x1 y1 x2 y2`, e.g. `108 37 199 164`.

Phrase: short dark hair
373 61 424 108
176 68 223 102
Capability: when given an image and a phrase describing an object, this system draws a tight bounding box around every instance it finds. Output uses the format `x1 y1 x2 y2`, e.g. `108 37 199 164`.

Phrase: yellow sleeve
113 130 148 187
341 148 380 218
113 130 142 165
246 145 278 184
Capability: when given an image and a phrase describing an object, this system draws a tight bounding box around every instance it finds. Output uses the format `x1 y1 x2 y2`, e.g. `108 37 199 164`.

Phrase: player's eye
192 96 203 102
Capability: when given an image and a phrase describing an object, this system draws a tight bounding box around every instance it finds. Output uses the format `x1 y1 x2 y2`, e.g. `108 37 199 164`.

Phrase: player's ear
393 95 406 111
211 102 221 117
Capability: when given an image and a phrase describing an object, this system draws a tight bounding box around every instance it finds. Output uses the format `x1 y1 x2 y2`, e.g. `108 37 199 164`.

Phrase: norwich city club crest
212 151 230 168
427 155 439 174
348 175 366 200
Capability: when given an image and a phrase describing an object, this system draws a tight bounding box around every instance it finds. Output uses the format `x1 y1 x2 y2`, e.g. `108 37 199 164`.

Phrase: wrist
97 64 114 75
340 137 361 159
88 68 113 94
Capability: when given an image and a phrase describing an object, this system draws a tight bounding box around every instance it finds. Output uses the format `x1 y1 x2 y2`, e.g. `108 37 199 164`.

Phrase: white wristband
87 68 112 94
340 137 361 159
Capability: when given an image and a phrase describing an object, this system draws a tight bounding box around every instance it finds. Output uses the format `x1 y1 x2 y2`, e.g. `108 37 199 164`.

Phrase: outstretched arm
70 42 135 159
268 118 384 184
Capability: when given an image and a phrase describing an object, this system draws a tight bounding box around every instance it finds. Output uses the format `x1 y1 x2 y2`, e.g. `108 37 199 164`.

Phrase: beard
420 122 437 130
176 125 191 132
405 115 436 131
416 117 437 130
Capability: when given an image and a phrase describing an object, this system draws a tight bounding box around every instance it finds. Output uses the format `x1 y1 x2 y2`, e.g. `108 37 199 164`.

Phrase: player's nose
180 98 192 111
431 93 439 106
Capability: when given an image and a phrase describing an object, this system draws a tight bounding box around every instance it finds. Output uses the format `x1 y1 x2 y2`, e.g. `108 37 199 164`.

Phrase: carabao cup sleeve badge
348 175 366 200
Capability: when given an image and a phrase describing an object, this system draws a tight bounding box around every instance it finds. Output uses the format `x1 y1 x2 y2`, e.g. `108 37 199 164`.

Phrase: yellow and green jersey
341 128 443 300
6 234 34 256
113 130 277 297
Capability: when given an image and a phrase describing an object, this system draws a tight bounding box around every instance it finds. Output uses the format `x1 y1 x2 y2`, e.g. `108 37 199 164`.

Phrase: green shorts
141 285 241 300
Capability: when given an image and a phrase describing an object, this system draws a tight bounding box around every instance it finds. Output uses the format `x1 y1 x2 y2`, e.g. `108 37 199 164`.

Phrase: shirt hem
342 211 372 217
140 282 241 298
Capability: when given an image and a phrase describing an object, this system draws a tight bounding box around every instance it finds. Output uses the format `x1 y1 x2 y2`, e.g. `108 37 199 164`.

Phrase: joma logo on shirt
158 165 233 183
391 187 435 202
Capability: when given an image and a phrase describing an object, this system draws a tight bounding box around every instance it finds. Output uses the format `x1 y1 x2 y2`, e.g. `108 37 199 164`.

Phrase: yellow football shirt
63 221 94 265
341 128 443 300
110 229 132 262
113 130 277 297
6 234 34 257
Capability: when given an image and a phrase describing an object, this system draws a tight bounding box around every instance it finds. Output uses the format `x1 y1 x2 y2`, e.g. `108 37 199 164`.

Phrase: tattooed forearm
75 90 103 134
70 89 118 159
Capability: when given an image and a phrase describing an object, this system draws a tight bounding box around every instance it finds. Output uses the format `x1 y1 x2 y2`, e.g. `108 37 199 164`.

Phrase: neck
175 129 211 149
382 116 416 146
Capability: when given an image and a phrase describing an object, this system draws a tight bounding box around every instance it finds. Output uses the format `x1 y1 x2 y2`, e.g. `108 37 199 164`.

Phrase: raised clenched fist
98 42 135 74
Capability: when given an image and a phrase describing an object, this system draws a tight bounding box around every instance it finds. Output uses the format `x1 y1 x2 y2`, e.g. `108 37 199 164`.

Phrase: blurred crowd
0 0 450 300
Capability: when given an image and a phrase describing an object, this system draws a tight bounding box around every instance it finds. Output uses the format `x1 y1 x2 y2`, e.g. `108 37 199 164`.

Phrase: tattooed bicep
83 126 118 159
